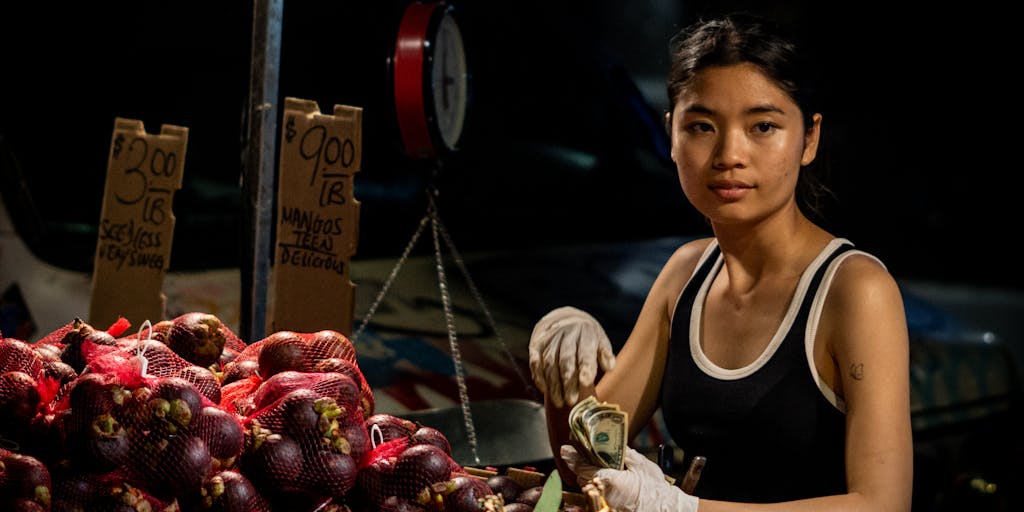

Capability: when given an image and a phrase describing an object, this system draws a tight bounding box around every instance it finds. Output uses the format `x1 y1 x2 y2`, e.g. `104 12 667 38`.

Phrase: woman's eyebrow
682 103 786 116
748 104 786 115
683 104 714 115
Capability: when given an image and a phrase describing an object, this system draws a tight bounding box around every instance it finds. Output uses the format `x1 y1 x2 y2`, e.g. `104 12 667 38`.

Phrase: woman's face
669 62 821 227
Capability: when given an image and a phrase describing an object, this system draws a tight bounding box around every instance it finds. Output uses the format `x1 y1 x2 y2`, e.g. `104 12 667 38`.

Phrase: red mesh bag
251 370 361 420
238 371 366 508
297 330 358 364
0 338 44 378
83 337 223 404
248 370 372 466
0 448 51 511
240 330 358 378
356 433 464 508
313 355 375 418
221 324 247 353
0 369 44 451
44 367 247 508
116 312 231 371
225 329 373 417
220 374 262 416
24 318 128 380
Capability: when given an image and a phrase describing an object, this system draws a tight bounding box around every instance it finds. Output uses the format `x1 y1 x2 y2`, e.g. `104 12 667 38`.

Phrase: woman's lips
708 181 753 201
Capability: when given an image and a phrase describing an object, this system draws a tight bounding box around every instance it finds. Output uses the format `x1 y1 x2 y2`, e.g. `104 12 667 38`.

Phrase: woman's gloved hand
528 306 616 407
561 445 699 512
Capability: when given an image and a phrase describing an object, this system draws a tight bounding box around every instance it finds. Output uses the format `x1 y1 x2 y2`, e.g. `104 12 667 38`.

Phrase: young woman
529 13 913 511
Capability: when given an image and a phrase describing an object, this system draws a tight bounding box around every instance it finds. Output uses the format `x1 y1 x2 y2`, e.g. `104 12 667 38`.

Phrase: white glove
561 445 699 512
528 306 616 407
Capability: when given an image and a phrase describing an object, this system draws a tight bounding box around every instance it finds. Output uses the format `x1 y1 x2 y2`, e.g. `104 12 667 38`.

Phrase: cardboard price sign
90 118 188 328
270 98 362 335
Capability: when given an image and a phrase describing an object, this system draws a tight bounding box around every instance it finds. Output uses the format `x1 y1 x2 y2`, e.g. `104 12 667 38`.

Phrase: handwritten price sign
90 118 188 328
270 98 362 335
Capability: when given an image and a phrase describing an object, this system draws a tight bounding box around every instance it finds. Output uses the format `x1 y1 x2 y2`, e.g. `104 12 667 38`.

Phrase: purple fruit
32 342 63 363
380 495 428 511
442 474 494 512
193 406 244 462
59 320 116 372
392 444 457 498
151 376 204 429
165 312 227 368
486 474 523 502
339 421 371 464
67 373 119 417
221 359 259 386
252 371 319 410
365 413 417 443
0 339 43 375
412 426 452 456
0 452 51 509
151 434 212 500
176 365 222 404
242 433 305 494
0 371 41 440
256 332 306 378
41 360 77 386
51 470 104 507
70 413 129 473
310 450 357 497
275 389 321 440
517 485 543 506
201 470 266 512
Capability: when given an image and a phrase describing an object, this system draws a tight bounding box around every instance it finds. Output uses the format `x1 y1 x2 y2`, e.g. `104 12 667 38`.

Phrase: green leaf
533 469 563 512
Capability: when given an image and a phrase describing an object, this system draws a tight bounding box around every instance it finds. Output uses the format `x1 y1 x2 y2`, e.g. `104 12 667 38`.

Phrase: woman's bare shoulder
824 251 907 350
829 252 901 306
666 237 715 271
650 237 716 295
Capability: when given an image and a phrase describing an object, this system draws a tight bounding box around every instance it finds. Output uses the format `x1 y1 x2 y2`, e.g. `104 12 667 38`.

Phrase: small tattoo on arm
850 363 864 381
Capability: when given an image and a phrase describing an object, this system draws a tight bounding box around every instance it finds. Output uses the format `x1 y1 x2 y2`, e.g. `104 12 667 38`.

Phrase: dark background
1 0 1018 290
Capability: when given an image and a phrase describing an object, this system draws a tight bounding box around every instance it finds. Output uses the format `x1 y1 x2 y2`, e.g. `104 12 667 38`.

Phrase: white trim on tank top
805 248 885 413
671 238 858 415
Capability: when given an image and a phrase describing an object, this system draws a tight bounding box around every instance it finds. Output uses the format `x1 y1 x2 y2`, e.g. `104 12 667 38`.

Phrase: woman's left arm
826 255 914 511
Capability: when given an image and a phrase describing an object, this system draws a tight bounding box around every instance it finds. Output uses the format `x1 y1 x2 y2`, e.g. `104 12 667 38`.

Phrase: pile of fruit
0 312 577 511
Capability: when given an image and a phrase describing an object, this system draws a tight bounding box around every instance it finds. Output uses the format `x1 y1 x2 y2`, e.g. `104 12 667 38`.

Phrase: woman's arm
539 239 712 484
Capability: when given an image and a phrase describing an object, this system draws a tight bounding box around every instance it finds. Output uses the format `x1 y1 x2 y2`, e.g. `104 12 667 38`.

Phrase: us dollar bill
568 396 627 471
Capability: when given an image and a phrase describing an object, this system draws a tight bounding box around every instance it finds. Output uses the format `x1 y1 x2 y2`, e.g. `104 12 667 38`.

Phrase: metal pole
241 0 283 341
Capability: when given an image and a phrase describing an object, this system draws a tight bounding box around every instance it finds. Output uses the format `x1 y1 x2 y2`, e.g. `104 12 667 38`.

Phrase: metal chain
436 215 541 401
352 214 430 343
428 197 480 465
351 181 531 465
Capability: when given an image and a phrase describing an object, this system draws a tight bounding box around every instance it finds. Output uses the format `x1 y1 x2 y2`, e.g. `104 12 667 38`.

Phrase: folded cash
568 396 628 471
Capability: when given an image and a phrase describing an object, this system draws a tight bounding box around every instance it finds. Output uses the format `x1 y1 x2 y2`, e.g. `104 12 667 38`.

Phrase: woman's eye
686 122 714 133
753 122 777 134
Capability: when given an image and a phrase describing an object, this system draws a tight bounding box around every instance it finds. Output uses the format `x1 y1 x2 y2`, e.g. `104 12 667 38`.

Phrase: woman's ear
801 113 823 166
664 111 672 135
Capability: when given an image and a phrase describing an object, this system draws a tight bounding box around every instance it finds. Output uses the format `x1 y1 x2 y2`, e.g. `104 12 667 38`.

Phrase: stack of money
568 396 628 471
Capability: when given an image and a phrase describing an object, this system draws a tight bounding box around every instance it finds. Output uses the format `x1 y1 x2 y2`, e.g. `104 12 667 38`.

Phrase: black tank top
661 239 869 503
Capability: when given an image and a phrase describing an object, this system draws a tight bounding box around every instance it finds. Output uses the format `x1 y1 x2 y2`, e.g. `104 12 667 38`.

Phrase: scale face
430 11 467 153
393 1 468 160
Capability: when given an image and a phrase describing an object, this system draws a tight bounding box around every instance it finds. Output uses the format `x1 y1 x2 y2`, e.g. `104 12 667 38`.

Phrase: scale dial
393 1 468 160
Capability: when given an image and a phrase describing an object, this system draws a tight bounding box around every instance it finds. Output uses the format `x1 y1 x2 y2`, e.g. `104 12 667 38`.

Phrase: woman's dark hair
666 12 832 221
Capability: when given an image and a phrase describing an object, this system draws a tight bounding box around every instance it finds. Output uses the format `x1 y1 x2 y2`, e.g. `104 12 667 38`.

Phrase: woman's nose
712 128 747 170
